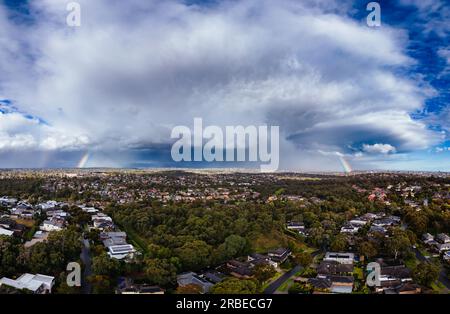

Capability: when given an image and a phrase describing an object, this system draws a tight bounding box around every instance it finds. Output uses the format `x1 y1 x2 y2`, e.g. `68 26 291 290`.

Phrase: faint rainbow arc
77 152 90 168
339 155 352 173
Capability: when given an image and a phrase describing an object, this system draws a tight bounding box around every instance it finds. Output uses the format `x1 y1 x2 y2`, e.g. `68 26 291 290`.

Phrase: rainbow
77 152 90 168
339 155 352 174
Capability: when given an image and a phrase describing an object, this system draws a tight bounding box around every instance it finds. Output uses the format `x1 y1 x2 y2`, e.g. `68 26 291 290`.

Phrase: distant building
203 271 225 284
324 252 354 265
317 261 354 277
0 273 55 294
116 277 164 294
248 253 278 268
436 233 450 244
422 233 434 243
435 242 450 252
226 260 253 279
340 223 360 234
38 201 59 212
268 248 291 263
24 231 49 248
0 197 18 207
177 272 214 294
108 244 136 260
40 219 64 232
349 217 368 226
101 232 128 247
286 221 305 234
443 251 450 262
0 227 14 237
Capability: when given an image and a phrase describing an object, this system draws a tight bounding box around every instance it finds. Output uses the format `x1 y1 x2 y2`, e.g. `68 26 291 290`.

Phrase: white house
422 233 434 244
443 251 450 262
436 233 450 244
324 252 355 264
0 196 18 207
349 218 368 226
0 273 55 294
340 223 360 234
435 242 450 252
40 219 64 232
0 227 14 237
80 205 99 214
108 244 136 260
38 200 59 211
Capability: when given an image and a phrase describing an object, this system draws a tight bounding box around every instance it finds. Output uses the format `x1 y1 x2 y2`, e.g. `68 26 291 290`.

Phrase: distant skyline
0 0 449 171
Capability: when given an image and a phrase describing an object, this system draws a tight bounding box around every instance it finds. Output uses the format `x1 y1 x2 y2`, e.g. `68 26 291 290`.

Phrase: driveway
80 237 92 294
263 265 302 294
263 250 321 294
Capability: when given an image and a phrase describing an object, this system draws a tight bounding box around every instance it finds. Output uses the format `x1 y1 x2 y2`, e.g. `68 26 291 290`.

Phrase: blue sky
0 0 448 171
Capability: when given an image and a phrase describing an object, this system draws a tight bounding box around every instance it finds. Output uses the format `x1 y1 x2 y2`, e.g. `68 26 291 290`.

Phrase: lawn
12 218 36 228
353 266 364 281
276 269 303 293
251 231 287 253
277 278 294 292
430 281 448 294
116 224 149 254
404 257 418 269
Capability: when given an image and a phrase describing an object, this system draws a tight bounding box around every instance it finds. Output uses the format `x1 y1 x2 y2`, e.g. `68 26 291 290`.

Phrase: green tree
211 278 258 294
330 234 347 252
293 252 313 268
358 241 377 260
92 252 121 276
0 236 23 277
175 240 212 271
288 282 312 294
144 258 177 286
55 272 81 294
176 284 203 294
253 264 276 285
89 275 113 294
385 228 411 260
412 262 440 287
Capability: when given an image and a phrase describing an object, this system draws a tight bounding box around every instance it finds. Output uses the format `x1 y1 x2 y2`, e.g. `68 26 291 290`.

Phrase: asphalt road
263 264 302 294
80 238 92 294
263 250 321 294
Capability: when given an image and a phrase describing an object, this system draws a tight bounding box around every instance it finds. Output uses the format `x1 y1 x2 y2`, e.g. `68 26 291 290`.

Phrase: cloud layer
0 0 446 170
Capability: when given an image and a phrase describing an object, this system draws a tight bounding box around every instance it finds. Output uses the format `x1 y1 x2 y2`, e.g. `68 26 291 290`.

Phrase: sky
0 0 449 172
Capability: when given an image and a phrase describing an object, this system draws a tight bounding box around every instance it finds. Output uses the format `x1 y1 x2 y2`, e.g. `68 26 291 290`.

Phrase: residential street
263 250 321 294
263 265 302 294
80 237 92 294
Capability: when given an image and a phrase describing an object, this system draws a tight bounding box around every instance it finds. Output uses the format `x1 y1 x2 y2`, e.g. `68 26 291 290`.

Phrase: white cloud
438 47 450 76
435 146 450 153
362 143 397 154
0 0 444 169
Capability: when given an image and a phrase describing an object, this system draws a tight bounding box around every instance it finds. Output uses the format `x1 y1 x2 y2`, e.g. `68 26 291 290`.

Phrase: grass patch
354 267 364 281
116 224 149 255
277 278 294 292
251 230 288 253
430 281 447 293
404 257 418 270
261 272 283 291
12 218 36 228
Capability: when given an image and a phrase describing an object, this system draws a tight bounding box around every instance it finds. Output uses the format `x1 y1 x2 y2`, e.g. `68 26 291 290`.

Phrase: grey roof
317 261 354 275
308 277 332 289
